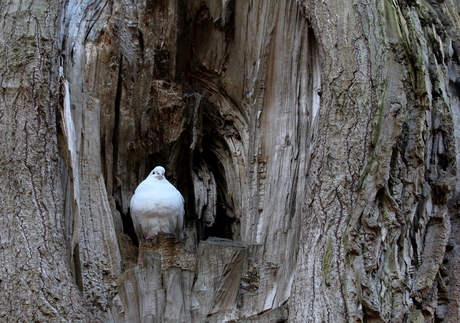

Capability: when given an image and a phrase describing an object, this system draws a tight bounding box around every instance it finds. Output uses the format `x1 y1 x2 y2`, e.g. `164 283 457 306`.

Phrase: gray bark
0 0 95 321
292 1 460 322
0 0 459 322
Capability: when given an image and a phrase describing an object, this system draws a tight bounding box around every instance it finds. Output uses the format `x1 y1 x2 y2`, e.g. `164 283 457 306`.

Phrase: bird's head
151 166 166 180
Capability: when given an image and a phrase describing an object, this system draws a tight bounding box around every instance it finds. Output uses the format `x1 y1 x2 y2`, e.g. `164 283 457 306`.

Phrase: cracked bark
292 0 460 322
0 0 95 321
1 0 460 322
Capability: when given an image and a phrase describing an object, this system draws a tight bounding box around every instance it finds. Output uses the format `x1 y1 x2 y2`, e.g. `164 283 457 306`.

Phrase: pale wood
0 0 459 322
109 234 286 322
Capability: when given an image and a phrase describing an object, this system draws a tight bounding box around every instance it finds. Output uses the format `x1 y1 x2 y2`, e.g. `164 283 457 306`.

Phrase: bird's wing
130 196 144 241
174 191 185 238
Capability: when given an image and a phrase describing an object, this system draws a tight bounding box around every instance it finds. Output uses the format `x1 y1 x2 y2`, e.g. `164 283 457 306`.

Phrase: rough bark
292 0 460 322
1 0 460 322
0 0 95 321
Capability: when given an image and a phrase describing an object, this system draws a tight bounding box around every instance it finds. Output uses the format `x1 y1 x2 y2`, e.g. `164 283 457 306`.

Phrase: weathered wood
57 0 460 321
192 238 249 321
139 234 196 271
1 0 460 321
56 1 316 320
109 235 286 323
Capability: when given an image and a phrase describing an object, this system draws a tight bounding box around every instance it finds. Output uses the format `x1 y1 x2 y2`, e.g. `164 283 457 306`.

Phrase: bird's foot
146 231 165 240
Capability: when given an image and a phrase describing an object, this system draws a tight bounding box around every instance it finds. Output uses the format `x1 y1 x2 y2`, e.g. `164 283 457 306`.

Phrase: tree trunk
0 0 459 322
292 1 460 322
0 1 95 321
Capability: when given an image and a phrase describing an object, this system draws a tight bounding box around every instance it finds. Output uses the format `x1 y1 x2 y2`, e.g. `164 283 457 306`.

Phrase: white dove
130 166 184 240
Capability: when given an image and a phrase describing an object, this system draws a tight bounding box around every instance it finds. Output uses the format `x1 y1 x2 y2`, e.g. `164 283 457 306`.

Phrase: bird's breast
131 186 183 217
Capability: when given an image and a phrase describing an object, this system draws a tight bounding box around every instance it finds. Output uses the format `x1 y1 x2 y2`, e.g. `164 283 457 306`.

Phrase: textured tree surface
0 0 95 321
0 0 459 322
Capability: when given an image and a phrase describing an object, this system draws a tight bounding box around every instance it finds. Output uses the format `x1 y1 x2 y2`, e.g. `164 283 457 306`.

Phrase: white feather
130 166 184 240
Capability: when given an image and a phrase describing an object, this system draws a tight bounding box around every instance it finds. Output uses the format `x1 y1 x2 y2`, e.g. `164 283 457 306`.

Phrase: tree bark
0 1 95 321
292 1 460 322
0 0 459 322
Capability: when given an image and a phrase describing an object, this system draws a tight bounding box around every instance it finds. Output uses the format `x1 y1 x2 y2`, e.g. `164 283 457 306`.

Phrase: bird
130 166 184 241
